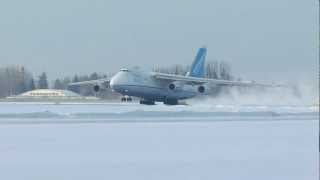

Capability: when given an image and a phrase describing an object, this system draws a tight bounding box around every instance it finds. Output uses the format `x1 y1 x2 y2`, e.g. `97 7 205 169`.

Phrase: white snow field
0 102 318 180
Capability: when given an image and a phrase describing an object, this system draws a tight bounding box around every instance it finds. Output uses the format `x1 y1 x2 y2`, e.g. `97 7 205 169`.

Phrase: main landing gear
163 98 178 105
139 99 155 105
121 96 132 102
138 98 182 105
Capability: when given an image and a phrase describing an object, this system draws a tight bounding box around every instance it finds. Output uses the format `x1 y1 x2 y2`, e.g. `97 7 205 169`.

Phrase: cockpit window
120 68 129 72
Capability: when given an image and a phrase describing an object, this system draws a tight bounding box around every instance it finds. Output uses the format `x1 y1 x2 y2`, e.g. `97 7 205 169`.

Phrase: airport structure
5 89 98 102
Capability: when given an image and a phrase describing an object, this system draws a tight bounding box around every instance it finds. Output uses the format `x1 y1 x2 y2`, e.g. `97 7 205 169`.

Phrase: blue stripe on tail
189 47 207 78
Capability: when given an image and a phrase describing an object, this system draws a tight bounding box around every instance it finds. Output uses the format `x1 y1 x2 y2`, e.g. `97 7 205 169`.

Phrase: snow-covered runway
0 103 318 180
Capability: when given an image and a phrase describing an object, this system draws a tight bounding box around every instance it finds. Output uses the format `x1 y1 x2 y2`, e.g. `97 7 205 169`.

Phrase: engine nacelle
168 82 183 91
198 85 205 93
93 85 100 92
168 83 175 90
93 83 110 92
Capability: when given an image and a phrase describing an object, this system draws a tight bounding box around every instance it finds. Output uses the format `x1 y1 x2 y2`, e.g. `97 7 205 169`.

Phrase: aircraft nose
110 76 117 90
109 72 127 93
110 78 122 93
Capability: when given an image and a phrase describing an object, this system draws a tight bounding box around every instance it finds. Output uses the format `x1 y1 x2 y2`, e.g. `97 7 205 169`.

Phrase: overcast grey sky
0 0 318 83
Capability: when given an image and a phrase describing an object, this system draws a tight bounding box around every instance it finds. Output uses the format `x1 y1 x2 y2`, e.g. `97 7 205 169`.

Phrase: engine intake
198 86 205 93
168 83 175 90
93 85 100 92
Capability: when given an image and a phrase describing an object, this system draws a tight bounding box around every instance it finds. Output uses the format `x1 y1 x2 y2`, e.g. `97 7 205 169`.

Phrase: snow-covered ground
0 102 318 180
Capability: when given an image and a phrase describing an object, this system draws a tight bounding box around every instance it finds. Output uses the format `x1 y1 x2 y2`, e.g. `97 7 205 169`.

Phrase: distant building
5 89 98 102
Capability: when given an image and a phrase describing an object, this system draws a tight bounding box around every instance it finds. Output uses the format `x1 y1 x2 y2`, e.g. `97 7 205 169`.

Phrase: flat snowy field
0 102 318 180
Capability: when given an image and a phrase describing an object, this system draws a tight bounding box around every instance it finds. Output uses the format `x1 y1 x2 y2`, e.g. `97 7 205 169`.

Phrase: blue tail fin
188 47 207 78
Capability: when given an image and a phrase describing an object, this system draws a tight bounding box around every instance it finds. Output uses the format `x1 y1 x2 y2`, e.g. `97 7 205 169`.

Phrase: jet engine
168 83 176 90
93 82 110 92
198 85 205 93
168 82 183 91
93 85 100 92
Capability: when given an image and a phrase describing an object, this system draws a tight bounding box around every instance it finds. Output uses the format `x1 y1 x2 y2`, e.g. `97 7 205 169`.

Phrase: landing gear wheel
121 96 133 102
163 98 178 105
139 99 155 105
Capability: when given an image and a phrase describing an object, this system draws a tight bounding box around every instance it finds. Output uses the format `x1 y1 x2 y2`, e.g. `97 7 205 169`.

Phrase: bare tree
0 66 34 97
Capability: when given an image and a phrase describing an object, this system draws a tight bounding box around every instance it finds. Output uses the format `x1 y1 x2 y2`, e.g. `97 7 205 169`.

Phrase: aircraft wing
153 72 285 87
68 78 110 87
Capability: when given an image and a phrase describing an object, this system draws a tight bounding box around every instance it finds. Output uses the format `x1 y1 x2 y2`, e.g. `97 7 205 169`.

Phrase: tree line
0 65 107 98
154 61 234 96
0 66 44 98
0 61 235 98
153 60 233 80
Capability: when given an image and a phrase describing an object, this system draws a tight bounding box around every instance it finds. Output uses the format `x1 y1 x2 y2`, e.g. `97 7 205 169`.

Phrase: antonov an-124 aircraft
69 47 284 105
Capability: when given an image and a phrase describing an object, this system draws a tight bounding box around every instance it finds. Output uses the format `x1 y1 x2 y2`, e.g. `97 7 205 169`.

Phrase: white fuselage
110 69 201 101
